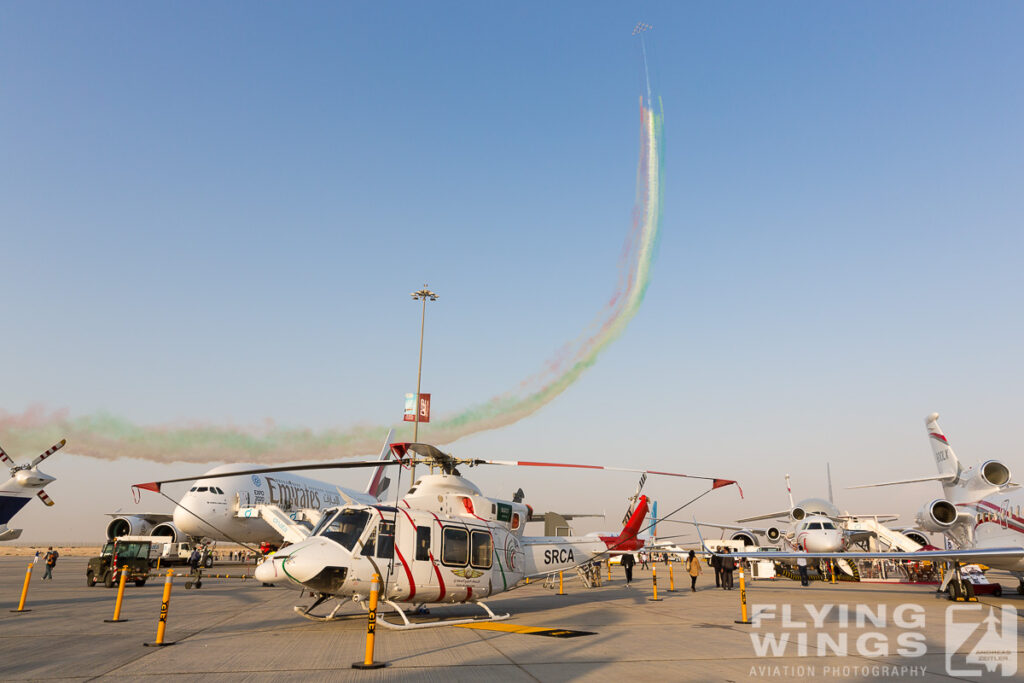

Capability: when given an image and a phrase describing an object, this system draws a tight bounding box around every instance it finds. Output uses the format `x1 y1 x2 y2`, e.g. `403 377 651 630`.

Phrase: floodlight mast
410 285 438 481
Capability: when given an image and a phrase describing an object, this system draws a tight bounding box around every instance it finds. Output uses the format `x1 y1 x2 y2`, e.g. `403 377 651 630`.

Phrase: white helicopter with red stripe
0 439 64 541
135 442 741 628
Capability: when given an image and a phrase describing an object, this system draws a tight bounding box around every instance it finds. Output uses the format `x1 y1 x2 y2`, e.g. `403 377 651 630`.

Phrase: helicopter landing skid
293 595 358 623
376 598 510 630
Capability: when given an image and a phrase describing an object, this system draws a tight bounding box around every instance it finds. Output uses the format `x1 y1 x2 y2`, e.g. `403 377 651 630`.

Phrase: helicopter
134 442 741 628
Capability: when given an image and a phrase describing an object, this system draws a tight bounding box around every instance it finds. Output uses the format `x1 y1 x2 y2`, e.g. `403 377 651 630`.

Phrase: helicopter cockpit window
441 527 469 566
311 509 339 537
511 513 521 531
470 530 492 569
375 520 396 560
319 509 372 551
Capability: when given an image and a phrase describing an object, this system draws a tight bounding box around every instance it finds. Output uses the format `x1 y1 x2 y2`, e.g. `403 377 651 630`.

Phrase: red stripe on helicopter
135 482 162 493
372 507 416 601
464 587 472 603
428 550 446 601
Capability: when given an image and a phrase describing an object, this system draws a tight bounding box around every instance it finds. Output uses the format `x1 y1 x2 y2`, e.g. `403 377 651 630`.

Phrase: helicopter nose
270 538 351 594
254 556 286 583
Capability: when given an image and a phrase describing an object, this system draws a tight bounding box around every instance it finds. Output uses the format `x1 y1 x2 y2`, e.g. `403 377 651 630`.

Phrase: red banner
403 393 431 422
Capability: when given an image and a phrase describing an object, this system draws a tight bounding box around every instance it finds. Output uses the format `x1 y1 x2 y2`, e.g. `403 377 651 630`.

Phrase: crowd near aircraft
0 439 63 541
721 413 1024 598
135 442 741 627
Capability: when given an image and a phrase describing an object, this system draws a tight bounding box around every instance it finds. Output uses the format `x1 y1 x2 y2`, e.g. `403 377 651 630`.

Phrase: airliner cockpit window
319 509 372 551
822 522 836 530
196 487 209 493
808 522 823 530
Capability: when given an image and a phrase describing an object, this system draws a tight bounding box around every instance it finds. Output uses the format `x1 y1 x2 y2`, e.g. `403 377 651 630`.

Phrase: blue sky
2 2 1023 542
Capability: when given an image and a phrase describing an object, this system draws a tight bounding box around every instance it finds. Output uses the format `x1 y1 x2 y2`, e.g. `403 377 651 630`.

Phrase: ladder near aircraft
236 505 324 545
843 518 925 553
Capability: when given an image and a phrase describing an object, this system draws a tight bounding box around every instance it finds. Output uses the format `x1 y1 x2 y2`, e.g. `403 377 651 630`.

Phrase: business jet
0 439 64 541
677 471 898 554
717 413 1024 598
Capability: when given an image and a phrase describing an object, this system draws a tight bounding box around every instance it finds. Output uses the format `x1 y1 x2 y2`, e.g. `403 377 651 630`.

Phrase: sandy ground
0 546 102 557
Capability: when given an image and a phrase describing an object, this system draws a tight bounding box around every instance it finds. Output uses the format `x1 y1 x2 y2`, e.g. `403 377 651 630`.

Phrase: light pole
411 285 437 482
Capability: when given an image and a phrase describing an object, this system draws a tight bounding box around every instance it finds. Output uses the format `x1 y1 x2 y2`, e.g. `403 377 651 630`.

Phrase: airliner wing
735 510 791 523
710 547 1024 565
679 519 765 533
837 514 900 522
846 474 955 489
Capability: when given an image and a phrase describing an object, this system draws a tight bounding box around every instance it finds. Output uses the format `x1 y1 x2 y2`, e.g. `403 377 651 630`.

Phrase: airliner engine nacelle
764 526 783 544
960 460 1011 497
729 530 758 546
151 522 181 542
914 499 959 532
790 506 807 522
899 529 931 547
106 516 155 540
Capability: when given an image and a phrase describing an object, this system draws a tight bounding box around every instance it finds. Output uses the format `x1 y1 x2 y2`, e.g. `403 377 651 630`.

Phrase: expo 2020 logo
251 474 262 487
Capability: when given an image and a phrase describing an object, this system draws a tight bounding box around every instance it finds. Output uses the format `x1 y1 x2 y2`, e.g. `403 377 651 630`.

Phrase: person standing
721 549 735 590
188 548 201 577
686 550 702 592
797 556 809 586
711 548 722 588
42 547 59 580
620 553 635 587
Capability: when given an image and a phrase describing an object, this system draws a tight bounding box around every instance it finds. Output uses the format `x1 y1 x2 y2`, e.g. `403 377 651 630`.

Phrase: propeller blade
480 460 742 496
132 458 410 494
37 490 54 507
30 439 66 467
0 444 16 468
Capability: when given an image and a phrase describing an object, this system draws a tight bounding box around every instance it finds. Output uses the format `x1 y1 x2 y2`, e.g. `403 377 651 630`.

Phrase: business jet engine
914 499 959 533
729 530 759 546
899 528 931 547
105 516 181 541
764 526 784 545
961 460 1011 497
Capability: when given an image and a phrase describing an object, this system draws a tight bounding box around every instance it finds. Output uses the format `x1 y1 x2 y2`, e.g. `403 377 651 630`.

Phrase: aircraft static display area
136 441 741 627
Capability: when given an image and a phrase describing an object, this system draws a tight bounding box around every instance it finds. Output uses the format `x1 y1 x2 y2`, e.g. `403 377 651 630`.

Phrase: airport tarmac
1 557 1022 682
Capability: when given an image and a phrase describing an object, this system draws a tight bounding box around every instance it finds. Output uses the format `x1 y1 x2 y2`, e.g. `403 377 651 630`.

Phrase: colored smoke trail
0 95 664 465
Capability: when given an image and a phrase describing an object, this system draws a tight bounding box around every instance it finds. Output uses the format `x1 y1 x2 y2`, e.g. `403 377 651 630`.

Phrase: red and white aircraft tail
599 494 650 553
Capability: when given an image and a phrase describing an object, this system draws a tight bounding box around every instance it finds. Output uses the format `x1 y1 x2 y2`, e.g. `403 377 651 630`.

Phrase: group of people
709 547 741 590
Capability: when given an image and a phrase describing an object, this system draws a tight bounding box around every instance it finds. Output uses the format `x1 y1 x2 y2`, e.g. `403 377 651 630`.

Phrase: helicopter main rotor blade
37 490 54 507
133 458 410 493
480 459 742 496
30 439 66 468
0 444 16 468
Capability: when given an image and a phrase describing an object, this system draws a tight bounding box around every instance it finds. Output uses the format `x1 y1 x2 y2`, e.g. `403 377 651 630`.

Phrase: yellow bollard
648 564 663 601
734 565 751 624
557 570 566 596
607 559 612 581
352 573 387 669
104 566 130 623
525 576 530 584
831 559 836 585
668 562 676 592
10 555 37 613
144 569 175 647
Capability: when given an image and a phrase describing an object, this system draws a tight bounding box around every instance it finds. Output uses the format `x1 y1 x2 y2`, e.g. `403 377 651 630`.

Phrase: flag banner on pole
418 394 431 423
403 393 416 422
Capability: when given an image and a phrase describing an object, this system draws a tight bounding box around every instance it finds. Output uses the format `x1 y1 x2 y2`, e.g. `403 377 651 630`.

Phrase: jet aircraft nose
804 531 843 553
